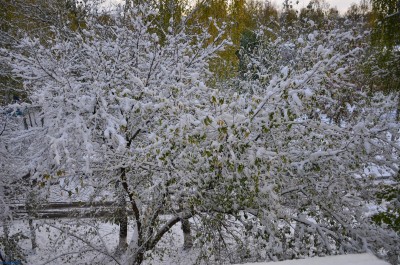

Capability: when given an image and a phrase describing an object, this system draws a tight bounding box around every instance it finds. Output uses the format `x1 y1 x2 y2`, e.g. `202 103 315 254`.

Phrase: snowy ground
1 219 392 265
237 253 390 265
1 218 200 265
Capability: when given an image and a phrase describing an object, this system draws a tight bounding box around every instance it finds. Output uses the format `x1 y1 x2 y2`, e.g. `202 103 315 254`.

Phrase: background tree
368 0 400 92
0 0 93 106
365 0 400 245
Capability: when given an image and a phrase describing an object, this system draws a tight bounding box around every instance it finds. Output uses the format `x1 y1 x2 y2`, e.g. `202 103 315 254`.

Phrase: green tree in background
366 0 400 245
369 0 400 92
0 0 89 105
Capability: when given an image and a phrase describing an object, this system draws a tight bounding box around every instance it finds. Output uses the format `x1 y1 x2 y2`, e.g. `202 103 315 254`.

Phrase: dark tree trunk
26 190 38 251
115 168 129 254
182 218 193 249
28 219 37 250
2 218 11 261
117 181 128 253
132 251 144 265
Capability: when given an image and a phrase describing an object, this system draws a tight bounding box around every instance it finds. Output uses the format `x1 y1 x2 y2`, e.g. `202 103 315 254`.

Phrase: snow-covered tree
4 3 231 264
2 2 400 265
228 22 400 263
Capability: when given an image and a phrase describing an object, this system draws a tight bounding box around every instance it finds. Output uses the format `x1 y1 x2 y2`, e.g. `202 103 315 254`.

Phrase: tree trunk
396 94 400 122
181 218 193 250
28 219 37 251
26 190 38 251
2 218 10 261
117 182 128 253
132 251 144 265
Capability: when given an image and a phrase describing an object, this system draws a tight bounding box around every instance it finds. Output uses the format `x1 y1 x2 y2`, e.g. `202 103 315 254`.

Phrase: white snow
281 66 289 78
236 253 390 265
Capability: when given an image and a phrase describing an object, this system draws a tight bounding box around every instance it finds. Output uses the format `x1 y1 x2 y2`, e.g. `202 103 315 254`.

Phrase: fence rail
7 201 132 219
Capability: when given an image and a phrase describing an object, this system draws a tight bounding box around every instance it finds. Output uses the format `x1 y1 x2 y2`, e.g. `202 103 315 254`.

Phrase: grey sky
294 0 362 13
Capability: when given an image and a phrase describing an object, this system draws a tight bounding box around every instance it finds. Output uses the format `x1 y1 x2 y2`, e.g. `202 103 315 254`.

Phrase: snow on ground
237 253 390 265
1 219 392 265
1 218 200 265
